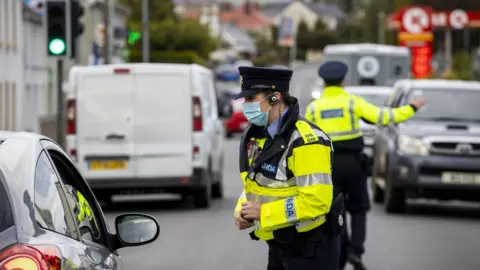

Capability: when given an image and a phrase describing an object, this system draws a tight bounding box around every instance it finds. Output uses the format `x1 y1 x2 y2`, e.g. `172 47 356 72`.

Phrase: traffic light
70 0 84 59
46 0 67 56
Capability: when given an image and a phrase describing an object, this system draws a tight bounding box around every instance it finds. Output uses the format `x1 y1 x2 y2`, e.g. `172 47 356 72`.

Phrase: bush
128 19 217 60
129 50 208 66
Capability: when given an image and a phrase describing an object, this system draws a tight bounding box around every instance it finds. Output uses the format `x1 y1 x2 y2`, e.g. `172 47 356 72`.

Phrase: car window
0 173 14 233
405 88 480 122
47 150 105 246
34 151 70 236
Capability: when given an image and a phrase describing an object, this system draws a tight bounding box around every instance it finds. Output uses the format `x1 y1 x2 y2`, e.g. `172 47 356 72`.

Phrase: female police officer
233 66 343 270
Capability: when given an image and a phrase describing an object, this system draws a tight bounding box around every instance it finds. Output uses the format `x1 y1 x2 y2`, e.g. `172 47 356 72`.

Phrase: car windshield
357 93 389 106
407 88 480 122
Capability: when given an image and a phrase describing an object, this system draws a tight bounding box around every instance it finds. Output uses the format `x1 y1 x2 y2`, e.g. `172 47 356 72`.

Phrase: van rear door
76 68 136 180
132 66 193 179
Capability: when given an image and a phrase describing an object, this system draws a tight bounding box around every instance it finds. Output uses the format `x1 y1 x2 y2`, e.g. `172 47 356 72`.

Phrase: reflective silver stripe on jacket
309 104 316 122
378 107 394 125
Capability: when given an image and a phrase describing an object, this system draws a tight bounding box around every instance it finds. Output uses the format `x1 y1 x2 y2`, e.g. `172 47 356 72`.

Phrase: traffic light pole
56 59 64 148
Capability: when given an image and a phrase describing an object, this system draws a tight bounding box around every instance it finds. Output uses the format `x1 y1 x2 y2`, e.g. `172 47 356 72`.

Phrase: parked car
66 64 232 208
371 79 480 213
0 131 160 269
225 97 249 138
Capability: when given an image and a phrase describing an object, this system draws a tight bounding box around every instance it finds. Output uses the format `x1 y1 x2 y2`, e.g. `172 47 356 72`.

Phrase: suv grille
430 142 480 157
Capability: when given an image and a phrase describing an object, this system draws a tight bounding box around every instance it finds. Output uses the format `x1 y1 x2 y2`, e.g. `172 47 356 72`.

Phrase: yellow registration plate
441 172 480 185
89 160 128 170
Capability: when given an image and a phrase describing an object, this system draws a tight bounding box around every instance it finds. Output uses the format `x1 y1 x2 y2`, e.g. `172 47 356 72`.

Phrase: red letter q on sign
402 7 430 34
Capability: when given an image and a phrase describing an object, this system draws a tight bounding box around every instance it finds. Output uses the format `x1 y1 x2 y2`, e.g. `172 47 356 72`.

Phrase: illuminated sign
411 45 432 78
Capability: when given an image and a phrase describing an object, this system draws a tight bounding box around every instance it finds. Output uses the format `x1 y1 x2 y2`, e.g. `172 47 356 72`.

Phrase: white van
65 63 231 208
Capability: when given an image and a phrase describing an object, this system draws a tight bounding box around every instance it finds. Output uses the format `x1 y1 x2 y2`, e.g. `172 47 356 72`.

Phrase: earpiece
269 94 279 105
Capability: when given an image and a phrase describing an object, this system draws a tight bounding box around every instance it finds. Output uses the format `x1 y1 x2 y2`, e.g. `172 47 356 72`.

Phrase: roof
305 3 347 19
221 24 257 52
324 43 410 55
219 7 271 29
261 1 347 19
0 131 47 141
261 1 290 17
344 86 394 95
397 79 480 90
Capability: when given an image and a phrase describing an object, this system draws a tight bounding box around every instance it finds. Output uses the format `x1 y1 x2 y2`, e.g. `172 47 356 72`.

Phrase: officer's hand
241 201 262 221
235 211 253 230
411 98 426 109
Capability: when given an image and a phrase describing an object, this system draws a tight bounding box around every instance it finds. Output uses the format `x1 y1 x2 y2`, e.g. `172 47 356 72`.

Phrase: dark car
0 131 160 269
371 79 480 213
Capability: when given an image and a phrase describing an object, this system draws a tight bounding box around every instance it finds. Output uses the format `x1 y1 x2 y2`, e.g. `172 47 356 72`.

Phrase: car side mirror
114 214 159 249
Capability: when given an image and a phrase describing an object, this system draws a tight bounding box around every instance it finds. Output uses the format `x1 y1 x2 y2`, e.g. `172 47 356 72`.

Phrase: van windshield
408 88 480 122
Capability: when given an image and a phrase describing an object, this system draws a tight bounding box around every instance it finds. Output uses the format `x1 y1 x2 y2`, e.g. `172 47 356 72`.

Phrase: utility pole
142 0 149 62
103 0 110 64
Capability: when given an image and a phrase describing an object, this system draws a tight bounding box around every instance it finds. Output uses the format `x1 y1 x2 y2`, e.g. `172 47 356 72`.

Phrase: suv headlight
397 135 429 155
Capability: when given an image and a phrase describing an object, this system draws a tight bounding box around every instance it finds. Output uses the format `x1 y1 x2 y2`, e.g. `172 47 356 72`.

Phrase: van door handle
105 133 125 140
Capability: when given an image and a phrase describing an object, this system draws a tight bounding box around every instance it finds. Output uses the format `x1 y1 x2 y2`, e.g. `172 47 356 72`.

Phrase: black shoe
347 254 367 270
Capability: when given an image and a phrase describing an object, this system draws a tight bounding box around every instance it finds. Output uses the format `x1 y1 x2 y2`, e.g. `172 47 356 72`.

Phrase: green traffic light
49 38 66 55
128 30 141 45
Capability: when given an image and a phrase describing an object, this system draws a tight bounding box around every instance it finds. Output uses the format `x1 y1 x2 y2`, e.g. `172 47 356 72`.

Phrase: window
34 152 69 236
11 0 16 50
406 88 480 122
4 0 8 49
47 150 104 245
0 173 14 233
201 74 212 118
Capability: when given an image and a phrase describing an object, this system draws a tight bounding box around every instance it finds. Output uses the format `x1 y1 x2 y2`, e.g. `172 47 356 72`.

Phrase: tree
314 19 327 31
120 0 218 61
118 0 176 21
129 19 217 59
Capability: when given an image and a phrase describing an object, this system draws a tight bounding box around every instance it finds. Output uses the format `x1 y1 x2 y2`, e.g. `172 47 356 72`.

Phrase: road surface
103 64 480 270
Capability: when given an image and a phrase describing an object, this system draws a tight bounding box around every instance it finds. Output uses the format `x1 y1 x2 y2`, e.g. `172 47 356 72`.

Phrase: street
101 65 480 270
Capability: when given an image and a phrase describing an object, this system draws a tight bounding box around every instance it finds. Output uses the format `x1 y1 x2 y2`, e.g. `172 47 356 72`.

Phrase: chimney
244 0 252 15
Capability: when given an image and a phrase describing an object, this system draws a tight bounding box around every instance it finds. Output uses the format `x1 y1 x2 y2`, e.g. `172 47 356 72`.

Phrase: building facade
0 1 49 133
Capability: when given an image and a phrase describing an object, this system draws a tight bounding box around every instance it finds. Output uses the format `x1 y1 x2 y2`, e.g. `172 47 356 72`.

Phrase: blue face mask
242 97 272 127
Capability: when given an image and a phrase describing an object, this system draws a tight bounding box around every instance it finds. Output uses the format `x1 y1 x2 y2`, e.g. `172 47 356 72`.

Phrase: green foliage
118 0 176 21
120 0 217 61
296 19 336 56
453 51 472 80
314 19 327 31
129 50 208 66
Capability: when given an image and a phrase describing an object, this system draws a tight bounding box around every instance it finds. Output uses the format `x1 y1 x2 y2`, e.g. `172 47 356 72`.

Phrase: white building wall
0 0 48 133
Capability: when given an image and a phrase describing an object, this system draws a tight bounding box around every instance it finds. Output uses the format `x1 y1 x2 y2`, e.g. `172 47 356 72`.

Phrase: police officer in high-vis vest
233 66 345 270
305 61 426 270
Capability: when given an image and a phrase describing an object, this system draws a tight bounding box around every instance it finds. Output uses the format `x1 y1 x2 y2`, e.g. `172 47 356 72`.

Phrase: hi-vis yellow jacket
234 100 334 241
305 86 416 142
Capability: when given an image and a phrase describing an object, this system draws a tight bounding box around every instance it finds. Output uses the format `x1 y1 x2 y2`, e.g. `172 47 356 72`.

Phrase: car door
40 139 122 269
374 85 404 176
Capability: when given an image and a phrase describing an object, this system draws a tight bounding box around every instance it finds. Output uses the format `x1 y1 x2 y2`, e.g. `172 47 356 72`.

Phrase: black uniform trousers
332 152 370 269
266 225 341 270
